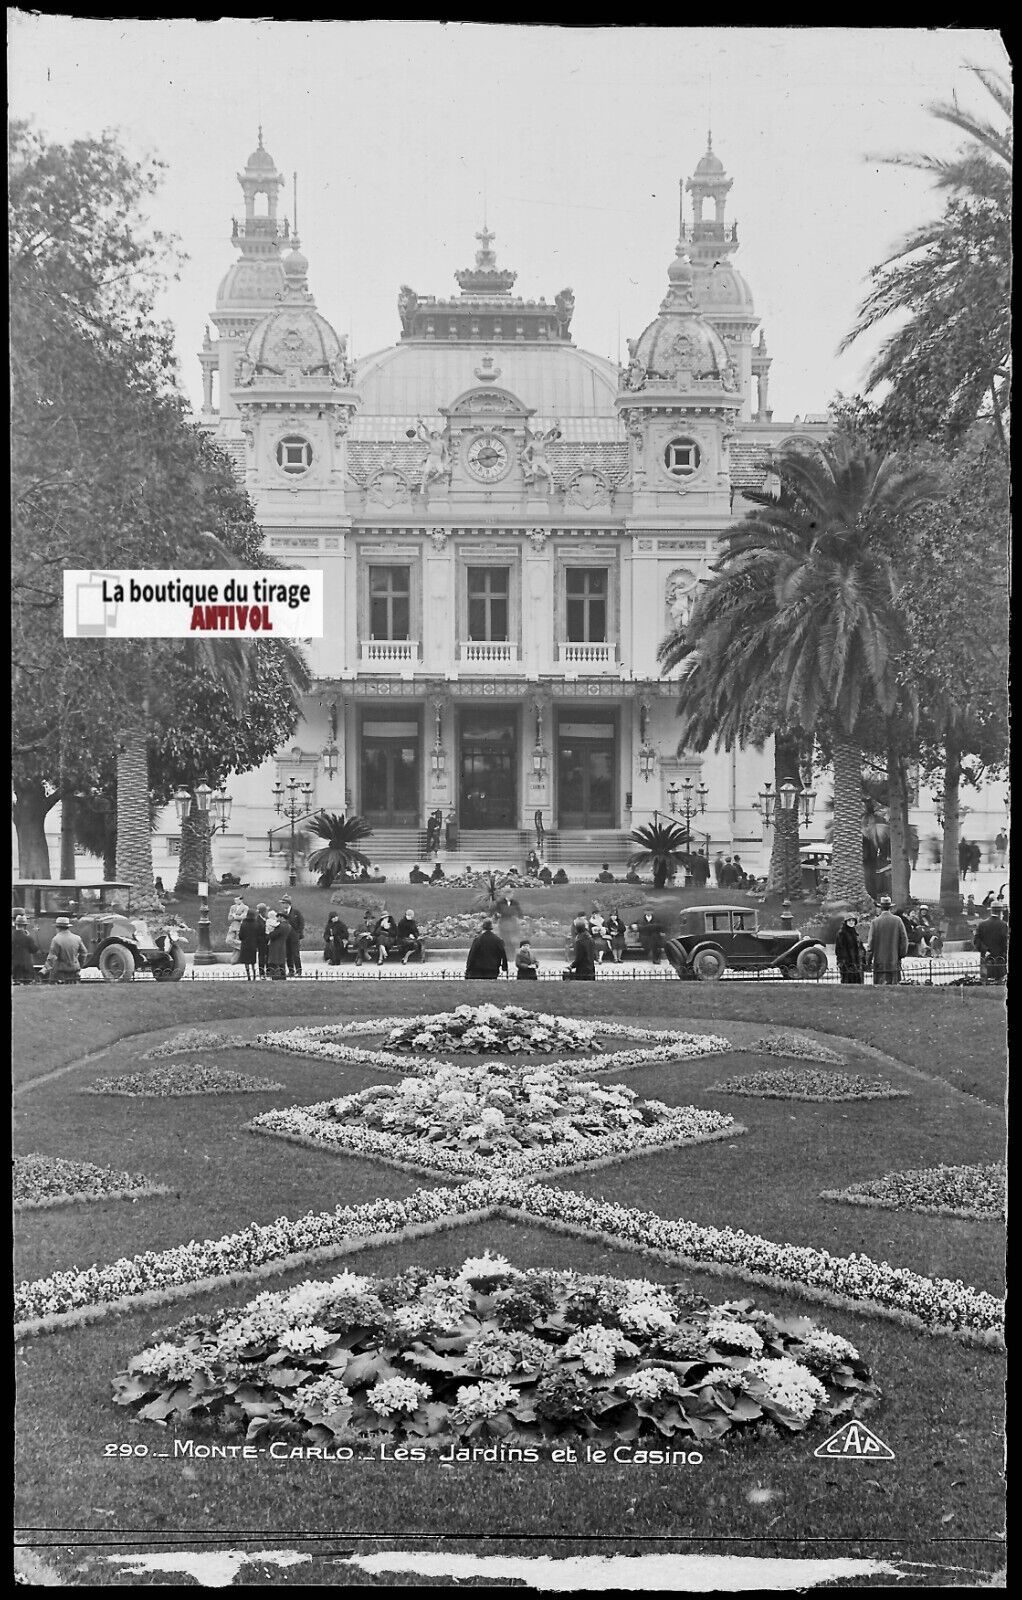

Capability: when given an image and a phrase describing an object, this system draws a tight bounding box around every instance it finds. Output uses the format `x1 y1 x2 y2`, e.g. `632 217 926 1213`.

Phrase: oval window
276 436 313 475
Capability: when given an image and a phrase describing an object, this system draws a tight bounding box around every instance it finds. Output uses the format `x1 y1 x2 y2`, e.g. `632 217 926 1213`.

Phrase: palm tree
306 812 374 887
628 819 692 891
660 435 939 912
843 66 1011 463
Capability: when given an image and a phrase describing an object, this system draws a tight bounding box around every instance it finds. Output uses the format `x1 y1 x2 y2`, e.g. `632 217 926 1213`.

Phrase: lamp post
666 777 708 847
778 778 817 830
430 701 447 786
638 703 656 782
272 776 314 887
531 702 549 783
173 783 232 965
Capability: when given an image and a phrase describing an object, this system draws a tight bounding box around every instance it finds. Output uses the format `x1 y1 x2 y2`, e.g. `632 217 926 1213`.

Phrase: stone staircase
359 828 636 868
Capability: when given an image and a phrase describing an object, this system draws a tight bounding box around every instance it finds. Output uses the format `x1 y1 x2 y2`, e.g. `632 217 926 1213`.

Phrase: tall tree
660 435 939 911
842 66 1011 463
10 123 311 898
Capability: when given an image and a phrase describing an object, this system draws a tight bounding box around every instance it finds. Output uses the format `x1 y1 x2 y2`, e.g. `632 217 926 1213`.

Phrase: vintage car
661 904 829 981
13 882 187 982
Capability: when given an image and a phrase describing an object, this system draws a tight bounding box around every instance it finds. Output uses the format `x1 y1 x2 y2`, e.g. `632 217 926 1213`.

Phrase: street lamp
321 700 340 782
778 779 817 830
531 702 548 782
272 775 314 887
638 703 657 781
173 783 233 965
754 780 776 827
666 776 708 846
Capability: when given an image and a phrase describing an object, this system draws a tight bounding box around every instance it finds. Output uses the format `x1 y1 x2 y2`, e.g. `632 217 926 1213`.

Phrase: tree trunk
886 736 912 908
13 778 56 879
59 792 77 880
824 733 868 910
767 731 803 898
653 863 668 890
938 734 965 922
115 725 159 911
175 800 217 896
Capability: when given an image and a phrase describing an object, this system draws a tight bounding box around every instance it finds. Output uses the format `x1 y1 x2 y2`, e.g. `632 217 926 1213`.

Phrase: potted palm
628 819 693 892
305 812 374 888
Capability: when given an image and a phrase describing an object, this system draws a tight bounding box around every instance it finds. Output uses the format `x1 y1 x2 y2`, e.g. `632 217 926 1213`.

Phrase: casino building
180 131 832 879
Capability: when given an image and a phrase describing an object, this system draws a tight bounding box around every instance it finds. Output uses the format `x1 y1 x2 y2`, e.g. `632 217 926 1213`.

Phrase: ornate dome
628 251 736 390
242 302 347 382
694 261 756 312
215 257 288 310
694 147 725 176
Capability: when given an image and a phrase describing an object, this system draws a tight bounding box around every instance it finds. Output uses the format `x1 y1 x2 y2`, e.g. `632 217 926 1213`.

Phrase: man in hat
279 895 305 977
864 895 909 985
46 916 88 983
973 903 1008 985
12 913 41 985
254 903 270 978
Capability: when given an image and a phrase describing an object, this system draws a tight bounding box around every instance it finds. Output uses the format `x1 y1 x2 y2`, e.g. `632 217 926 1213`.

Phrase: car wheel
796 945 829 980
97 943 135 983
154 944 187 982
692 948 726 982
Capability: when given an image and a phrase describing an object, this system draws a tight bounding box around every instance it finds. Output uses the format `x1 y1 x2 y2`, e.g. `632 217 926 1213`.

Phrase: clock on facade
466 433 510 482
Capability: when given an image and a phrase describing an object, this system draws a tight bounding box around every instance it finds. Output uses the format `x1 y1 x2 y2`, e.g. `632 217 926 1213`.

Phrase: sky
8 19 1010 422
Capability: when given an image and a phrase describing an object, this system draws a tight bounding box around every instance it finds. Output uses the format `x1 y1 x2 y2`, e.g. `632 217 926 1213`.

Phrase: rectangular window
467 567 509 642
565 569 607 643
369 565 410 640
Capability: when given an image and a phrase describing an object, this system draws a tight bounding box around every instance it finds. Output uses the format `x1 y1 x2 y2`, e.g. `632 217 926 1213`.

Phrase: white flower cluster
747 1356 828 1423
452 1379 519 1418
297 1375 351 1414
797 1329 860 1364
620 1367 684 1402
365 1376 431 1416
563 1323 640 1376
278 1324 337 1354
704 1317 765 1354
456 1251 516 1283
132 1341 206 1382
465 1330 549 1376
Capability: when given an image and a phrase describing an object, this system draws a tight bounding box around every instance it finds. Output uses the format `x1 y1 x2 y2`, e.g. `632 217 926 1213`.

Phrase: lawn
13 979 1005 1584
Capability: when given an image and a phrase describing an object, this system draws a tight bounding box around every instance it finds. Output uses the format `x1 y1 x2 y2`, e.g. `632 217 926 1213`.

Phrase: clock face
466 433 510 483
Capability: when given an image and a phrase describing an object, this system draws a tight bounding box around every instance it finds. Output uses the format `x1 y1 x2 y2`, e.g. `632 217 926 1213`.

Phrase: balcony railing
457 641 521 666
557 641 617 667
359 639 420 666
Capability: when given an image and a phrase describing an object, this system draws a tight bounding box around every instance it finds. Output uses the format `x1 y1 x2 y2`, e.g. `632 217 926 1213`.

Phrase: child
516 939 539 980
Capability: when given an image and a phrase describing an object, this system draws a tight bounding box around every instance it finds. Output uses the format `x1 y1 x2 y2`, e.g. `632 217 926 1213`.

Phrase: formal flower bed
142 1030 233 1060
247 1063 743 1179
821 1163 1005 1221
707 1069 909 1102
419 914 565 942
83 1064 285 1098
251 1012 732 1078
751 1033 845 1065
14 1155 171 1211
112 1254 880 1451
387 1005 601 1054
15 1177 1004 1343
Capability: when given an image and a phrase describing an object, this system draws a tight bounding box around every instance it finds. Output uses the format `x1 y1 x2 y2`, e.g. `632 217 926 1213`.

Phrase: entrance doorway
361 719 420 828
557 719 616 829
459 711 517 830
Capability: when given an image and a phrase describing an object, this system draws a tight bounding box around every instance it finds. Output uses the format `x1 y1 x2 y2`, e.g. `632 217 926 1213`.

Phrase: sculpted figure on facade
554 287 575 338
521 421 562 489
665 568 699 631
398 285 419 334
409 419 451 493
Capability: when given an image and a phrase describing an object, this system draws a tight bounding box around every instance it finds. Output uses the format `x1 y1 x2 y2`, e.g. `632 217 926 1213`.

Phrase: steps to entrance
355 829 637 866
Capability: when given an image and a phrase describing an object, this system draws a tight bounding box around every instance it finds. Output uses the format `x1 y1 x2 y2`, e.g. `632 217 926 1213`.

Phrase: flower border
14 1177 1003 1347
246 1101 746 1182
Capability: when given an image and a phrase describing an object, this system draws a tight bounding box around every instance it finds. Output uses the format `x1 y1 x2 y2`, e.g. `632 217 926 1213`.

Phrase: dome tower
681 134 760 418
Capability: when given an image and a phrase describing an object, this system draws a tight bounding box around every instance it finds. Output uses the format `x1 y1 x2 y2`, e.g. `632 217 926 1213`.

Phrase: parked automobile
661 904 829 981
12 882 187 982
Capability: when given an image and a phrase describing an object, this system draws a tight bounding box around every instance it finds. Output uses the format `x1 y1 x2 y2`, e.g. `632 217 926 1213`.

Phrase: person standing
46 916 88 983
265 911 289 980
255 903 270 978
12 914 40 985
691 850 711 889
713 852 725 887
279 895 305 976
494 888 523 965
637 911 662 965
994 829 1008 872
834 915 866 984
465 918 508 980
226 895 249 962
564 917 597 981
865 896 909 985
238 907 261 981
973 905 1008 985
515 940 539 980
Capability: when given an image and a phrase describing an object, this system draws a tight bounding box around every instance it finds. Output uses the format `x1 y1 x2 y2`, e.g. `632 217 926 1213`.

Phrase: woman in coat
264 911 289 980
323 913 350 964
564 917 596 981
238 908 261 981
834 915 865 984
605 910 627 963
